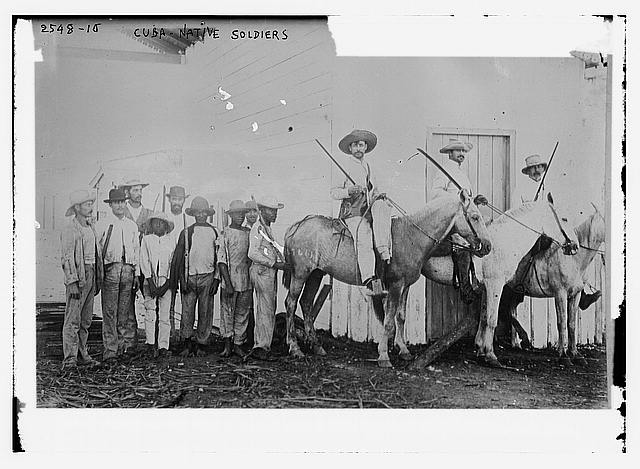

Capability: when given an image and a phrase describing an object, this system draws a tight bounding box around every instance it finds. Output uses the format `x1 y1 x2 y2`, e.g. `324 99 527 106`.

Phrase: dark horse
282 191 492 367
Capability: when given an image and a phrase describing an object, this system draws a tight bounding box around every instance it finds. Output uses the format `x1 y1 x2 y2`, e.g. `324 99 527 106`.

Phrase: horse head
452 189 492 257
539 192 579 255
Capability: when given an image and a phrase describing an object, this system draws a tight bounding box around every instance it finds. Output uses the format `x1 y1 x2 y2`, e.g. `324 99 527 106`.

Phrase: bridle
547 202 578 255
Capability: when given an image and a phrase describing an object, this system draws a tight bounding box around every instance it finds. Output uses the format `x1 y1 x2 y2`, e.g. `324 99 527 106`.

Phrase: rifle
161 185 166 212
183 212 189 289
315 139 373 192
534 141 559 201
415 148 463 191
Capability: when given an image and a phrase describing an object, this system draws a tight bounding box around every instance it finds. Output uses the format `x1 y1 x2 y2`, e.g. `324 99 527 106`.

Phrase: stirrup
364 278 388 297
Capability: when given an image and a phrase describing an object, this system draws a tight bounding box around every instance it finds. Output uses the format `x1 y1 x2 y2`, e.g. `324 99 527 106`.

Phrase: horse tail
372 296 385 324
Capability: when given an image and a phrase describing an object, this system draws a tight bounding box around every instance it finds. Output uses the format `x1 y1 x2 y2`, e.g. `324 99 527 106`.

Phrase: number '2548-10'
40 24 101 34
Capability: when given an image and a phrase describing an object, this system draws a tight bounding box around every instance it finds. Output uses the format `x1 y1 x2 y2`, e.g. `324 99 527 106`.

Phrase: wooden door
425 128 515 340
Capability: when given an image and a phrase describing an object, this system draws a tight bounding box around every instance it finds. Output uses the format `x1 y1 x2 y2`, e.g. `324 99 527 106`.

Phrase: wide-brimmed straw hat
145 211 175 234
521 154 548 174
225 200 250 214
256 196 284 210
439 139 473 154
185 196 216 217
165 186 189 199
338 129 378 155
65 189 96 216
245 200 258 210
121 178 149 189
103 188 129 204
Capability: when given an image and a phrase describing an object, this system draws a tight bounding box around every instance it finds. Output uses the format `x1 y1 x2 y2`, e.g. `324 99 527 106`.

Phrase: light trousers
62 264 95 364
345 198 392 283
101 263 136 359
220 288 253 345
250 264 277 351
143 276 171 350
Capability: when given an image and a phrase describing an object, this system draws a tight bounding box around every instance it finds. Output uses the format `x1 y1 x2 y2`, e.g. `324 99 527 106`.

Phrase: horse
498 203 606 364
468 193 579 367
420 199 593 366
282 190 492 368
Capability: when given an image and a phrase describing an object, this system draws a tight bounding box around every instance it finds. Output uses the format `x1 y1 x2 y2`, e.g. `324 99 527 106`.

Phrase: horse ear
547 192 554 204
590 202 601 215
459 189 470 205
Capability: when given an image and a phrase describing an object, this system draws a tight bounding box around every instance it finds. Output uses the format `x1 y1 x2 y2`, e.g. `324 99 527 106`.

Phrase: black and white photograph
10 9 628 456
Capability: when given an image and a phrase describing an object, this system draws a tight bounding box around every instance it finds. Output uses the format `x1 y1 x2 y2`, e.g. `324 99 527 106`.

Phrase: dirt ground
36 329 608 409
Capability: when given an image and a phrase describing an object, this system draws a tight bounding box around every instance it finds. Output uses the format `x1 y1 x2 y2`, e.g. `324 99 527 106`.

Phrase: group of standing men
60 176 287 369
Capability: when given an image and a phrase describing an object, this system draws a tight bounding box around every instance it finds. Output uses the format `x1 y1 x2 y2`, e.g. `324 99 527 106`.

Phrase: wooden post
310 284 332 324
410 292 482 370
42 196 46 230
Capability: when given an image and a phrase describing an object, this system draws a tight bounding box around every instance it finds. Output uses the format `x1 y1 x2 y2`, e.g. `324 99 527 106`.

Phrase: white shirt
512 177 546 206
96 214 140 272
330 157 382 202
165 210 187 247
430 158 473 200
127 202 143 223
140 233 174 280
188 225 218 275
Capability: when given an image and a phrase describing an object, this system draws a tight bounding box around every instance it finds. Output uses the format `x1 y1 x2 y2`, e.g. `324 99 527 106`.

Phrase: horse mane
575 209 605 246
491 201 539 226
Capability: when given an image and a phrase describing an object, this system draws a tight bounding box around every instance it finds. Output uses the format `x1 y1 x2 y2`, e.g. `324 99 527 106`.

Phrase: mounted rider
430 139 488 302
330 129 392 297
510 154 601 310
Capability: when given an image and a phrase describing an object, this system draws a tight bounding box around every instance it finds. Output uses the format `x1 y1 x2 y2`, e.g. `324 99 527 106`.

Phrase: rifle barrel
314 139 357 185
534 141 559 201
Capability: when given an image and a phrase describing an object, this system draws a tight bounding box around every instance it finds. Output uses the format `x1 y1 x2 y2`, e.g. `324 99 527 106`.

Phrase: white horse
500 204 605 364
474 193 579 366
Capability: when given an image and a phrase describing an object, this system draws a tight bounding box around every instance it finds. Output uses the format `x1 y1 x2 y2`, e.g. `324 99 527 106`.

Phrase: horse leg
506 290 532 350
394 284 413 361
299 270 326 356
566 293 587 365
377 288 399 368
474 279 503 367
284 276 306 359
554 291 571 366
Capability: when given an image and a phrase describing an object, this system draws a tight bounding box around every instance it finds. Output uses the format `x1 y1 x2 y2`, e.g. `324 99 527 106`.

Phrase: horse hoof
484 356 503 368
312 345 327 356
290 348 305 359
560 357 572 367
377 359 393 368
399 352 414 361
520 340 533 351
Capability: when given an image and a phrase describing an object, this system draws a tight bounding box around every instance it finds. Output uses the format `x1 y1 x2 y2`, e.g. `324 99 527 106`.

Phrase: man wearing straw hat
511 154 601 310
121 177 154 350
330 129 392 297
120 178 153 238
170 196 220 357
164 185 190 340
96 188 141 363
514 154 548 204
218 200 253 358
140 212 175 358
247 196 287 360
431 139 488 303
60 189 104 369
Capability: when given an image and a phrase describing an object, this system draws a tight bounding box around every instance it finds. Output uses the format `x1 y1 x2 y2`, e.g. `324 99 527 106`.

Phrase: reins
384 196 475 252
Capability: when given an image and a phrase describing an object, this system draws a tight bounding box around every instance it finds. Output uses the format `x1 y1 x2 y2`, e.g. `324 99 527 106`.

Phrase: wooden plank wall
184 19 335 329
